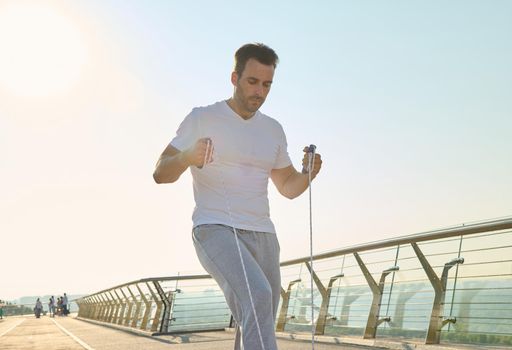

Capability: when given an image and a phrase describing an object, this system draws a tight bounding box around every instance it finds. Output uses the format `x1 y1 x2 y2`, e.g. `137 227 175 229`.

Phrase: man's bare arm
153 145 188 184
153 138 214 184
270 149 322 199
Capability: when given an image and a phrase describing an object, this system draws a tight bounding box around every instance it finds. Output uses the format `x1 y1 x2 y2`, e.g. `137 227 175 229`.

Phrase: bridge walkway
0 315 375 350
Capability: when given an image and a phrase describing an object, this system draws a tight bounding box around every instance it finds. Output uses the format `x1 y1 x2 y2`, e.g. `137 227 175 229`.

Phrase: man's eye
264 83 272 88
248 79 257 84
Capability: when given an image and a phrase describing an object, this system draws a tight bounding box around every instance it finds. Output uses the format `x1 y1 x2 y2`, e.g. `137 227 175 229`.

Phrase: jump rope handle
198 138 213 169
301 144 317 174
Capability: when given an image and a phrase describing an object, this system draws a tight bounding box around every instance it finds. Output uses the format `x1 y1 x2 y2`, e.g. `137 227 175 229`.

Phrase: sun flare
0 3 87 97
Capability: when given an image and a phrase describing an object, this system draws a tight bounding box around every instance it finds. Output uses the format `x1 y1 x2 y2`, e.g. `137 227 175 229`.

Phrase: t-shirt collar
223 100 260 123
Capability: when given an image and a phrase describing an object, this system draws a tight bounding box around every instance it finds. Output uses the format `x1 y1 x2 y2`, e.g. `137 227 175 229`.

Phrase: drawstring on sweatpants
200 137 317 350
302 144 316 350
202 138 266 350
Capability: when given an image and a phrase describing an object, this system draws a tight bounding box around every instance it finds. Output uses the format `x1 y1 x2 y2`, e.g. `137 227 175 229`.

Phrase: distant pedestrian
34 298 43 318
0 300 4 319
57 297 63 316
48 296 55 317
62 293 68 315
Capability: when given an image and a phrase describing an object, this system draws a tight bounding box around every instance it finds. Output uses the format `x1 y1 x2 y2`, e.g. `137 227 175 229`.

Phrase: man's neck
226 98 254 120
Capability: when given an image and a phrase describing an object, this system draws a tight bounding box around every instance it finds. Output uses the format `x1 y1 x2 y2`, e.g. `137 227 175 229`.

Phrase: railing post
99 294 109 321
411 243 463 344
90 297 96 318
76 299 82 317
107 292 116 323
316 271 344 335
128 286 141 328
146 282 163 333
118 289 130 326
136 284 151 330
90 295 99 320
276 279 301 332
304 262 345 335
354 252 398 339
153 280 174 333
98 294 107 321
78 298 87 318
304 262 325 334
110 291 120 324
113 290 124 325
82 298 91 318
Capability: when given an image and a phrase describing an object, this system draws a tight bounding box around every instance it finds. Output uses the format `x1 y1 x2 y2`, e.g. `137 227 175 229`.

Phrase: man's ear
231 71 238 86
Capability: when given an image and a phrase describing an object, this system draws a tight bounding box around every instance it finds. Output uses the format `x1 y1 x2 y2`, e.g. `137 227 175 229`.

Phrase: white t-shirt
170 100 292 233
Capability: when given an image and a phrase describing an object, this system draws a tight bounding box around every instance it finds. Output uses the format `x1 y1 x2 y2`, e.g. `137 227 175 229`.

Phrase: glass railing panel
74 217 512 346
283 264 319 333
167 277 231 332
460 230 512 251
280 264 303 285
324 280 372 337
440 231 512 346
322 249 398 337
376 244 430 339
354 247 399 274
309 256 345 282
415 237 461 256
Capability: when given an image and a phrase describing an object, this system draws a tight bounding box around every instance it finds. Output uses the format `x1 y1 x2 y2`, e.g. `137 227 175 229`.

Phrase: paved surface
0 316 373 350
0 317 83 349
2 316 504 350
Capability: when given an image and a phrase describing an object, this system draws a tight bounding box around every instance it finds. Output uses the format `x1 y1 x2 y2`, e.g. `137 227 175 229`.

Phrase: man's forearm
281 171 312 199
153 152 190 184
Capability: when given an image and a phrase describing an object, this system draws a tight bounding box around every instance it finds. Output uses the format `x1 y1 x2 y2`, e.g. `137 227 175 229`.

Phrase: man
49 295 55 317
34 298 43 318
62 293 68 315
154 43 322 350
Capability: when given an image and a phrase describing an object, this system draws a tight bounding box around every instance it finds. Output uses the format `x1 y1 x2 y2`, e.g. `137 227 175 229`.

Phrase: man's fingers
313 155 322 175
302 152 322 175
207 145 214 164
196 137 214 166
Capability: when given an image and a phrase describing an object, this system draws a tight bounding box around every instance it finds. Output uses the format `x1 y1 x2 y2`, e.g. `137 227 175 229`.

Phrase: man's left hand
302 146 322 178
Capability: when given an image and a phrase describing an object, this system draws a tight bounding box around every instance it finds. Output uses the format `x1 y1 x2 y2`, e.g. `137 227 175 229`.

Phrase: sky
0 0 511 301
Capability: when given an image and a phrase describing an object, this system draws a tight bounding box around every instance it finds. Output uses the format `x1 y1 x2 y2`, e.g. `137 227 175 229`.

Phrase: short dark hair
234 43 279 77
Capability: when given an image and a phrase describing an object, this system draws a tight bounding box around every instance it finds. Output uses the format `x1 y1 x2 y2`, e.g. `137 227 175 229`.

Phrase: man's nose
254 83 264 96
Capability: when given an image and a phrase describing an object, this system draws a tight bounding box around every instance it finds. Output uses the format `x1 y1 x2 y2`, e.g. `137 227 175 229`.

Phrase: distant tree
3 303 33 316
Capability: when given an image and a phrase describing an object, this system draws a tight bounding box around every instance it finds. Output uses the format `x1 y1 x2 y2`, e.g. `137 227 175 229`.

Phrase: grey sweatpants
192 224 281 350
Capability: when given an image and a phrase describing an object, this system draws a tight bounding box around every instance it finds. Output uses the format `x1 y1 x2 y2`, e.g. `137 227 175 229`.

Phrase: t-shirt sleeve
274 123 293 169
169 109 200 151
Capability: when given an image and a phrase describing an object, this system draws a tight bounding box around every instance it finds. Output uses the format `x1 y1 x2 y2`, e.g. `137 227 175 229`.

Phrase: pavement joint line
0 318 25 338
52 318 96 350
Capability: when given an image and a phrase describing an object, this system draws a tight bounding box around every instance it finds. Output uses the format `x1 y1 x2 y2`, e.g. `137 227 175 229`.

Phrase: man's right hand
182 137 214 168
153 138 214 184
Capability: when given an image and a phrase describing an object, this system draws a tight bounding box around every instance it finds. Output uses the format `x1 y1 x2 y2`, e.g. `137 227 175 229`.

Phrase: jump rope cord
202 136 316 350
306 147 316 350
202 138 266 350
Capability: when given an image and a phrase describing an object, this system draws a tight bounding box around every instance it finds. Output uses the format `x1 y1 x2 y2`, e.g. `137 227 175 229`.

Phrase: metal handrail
76 216 512 345
281 217 512 266
83 274 212 298
80 218 512 298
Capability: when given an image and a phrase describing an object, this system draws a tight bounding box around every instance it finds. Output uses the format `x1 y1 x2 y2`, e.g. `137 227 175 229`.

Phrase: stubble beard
233 80 266 117
240 93 265 114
